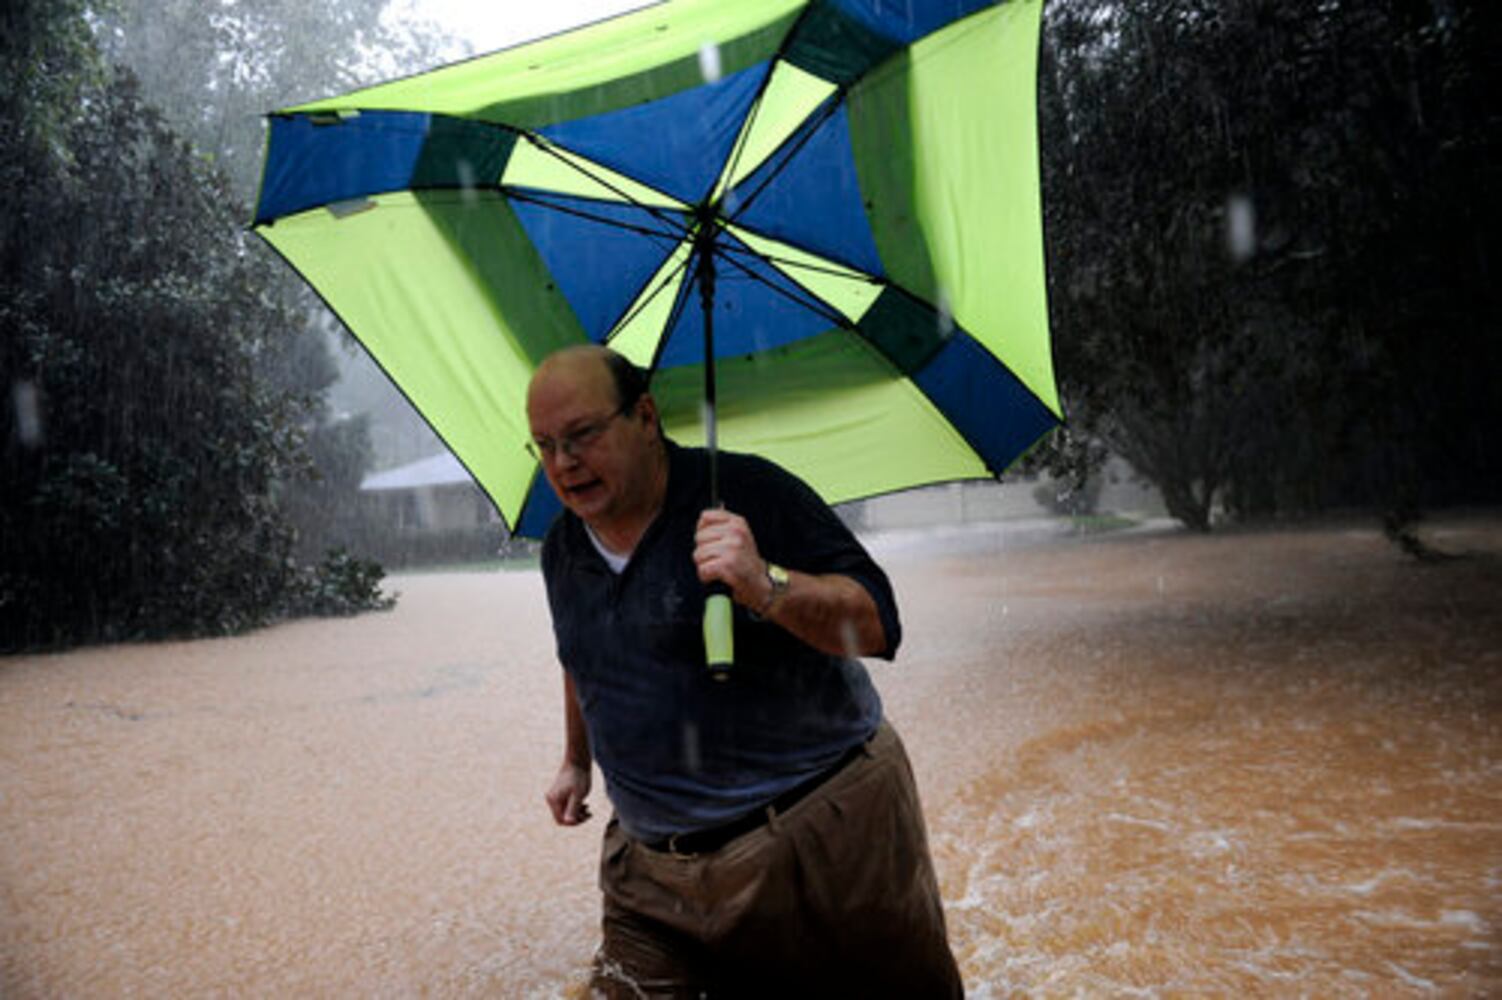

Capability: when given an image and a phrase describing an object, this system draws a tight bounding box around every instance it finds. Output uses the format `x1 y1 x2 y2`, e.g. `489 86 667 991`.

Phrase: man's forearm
692 507 892 658
562 672 591 768
760 570 888 658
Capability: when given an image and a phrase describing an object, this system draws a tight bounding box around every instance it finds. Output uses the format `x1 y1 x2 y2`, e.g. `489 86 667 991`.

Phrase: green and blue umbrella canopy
253 0 1061 538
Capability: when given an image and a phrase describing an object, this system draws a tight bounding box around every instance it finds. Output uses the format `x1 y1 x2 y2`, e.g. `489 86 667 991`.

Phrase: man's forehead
529 352 615 421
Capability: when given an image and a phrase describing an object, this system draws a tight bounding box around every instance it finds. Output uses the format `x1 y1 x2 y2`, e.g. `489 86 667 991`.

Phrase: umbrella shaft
697 223 720 507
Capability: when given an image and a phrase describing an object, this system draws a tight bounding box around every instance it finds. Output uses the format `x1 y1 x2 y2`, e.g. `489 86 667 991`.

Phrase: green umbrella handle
696 218 733 679
703 583 733 679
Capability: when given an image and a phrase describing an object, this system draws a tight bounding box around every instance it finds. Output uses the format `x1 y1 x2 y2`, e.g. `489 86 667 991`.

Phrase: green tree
1 2 392 649
92 0 460 561
1038 0 1502 531
95 0 452 200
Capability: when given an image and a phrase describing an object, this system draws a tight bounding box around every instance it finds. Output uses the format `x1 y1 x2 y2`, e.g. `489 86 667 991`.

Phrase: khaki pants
592 721 963 998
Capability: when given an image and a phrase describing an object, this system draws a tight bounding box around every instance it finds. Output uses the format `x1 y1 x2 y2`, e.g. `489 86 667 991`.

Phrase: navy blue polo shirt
540 441 899 842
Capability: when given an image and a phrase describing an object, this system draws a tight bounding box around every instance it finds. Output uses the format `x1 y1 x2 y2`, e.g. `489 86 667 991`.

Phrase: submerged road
2 515 1499 996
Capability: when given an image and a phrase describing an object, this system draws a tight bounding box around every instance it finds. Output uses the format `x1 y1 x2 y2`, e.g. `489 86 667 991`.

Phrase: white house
360 452 499 532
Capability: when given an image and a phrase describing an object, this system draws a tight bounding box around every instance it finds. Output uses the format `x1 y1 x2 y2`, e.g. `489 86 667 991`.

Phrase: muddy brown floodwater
3 515 1500 996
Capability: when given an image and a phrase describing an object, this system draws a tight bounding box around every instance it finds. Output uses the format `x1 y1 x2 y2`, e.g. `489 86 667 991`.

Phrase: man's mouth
563 478 603 499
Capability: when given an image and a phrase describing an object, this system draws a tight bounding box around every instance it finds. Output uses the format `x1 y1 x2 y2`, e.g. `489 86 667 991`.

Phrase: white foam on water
1386 962 1438 991
1439 909 1486 933
1351 907 1457 932
1105 812 1173 833
1184 829 1236 856
1390 816 1502 833
1339 871 1393 895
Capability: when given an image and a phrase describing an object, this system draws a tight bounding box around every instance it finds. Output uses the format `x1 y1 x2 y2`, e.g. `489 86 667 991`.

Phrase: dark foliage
89 0 455 565
1036 0 1502 531
290 549 397 617
1 1 393 651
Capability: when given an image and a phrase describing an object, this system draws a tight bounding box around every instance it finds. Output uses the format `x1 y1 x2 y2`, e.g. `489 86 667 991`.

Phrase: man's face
526 354 660 530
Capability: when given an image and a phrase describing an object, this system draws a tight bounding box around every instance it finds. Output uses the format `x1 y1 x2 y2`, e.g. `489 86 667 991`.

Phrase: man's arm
694 508 888 658
544 672 593 826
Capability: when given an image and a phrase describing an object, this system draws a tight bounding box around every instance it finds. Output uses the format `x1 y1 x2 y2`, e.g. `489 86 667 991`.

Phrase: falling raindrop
839 616 860 657
935 288 955 339
456 158 478 205
12 380 43 448
327 197 376 219
698 41 722 84
699 399 718 455
1226 193 1256 263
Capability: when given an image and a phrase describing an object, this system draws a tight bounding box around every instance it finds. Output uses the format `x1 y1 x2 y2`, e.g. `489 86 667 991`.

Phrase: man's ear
637 393 660 429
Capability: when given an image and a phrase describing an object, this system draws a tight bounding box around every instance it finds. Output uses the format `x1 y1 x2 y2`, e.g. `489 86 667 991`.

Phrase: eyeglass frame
526 398 637 462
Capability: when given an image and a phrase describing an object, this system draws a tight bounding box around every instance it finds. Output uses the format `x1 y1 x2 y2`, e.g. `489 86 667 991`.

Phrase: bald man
527 345 961 997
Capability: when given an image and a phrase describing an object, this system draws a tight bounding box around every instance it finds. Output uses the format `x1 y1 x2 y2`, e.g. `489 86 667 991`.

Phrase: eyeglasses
526 402 634 462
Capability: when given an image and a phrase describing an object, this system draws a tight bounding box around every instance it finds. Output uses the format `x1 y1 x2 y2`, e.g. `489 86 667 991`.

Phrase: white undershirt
584 524 630 574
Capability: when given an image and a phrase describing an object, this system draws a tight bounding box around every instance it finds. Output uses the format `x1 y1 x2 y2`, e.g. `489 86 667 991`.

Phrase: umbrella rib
642 244 711 375
502 186 688 247
703 53 782 210
607 245 695 344
718 239 881 285
711 235 853 333
721 93 844 224
501 129 712 346
511 130 690 236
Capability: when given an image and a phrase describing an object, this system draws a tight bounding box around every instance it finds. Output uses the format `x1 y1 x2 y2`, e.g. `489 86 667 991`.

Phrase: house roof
360 451 474 492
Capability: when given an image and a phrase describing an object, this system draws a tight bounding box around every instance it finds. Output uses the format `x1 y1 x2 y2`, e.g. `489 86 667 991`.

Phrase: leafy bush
291 549 397 618
1032 473 1103 517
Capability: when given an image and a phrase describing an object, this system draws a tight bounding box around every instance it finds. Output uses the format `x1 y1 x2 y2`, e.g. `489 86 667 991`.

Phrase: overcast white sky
387 0 654 59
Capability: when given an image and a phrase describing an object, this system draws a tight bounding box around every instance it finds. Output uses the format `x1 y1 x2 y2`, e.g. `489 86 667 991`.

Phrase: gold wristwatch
760 562 790 616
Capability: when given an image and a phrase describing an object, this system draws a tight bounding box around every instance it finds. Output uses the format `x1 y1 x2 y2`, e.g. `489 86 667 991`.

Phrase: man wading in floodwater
529 345 962 996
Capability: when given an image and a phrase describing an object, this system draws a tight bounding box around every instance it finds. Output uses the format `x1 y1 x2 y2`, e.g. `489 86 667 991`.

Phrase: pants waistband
642 740 868 857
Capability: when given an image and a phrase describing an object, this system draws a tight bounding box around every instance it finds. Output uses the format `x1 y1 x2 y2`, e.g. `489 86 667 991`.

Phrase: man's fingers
564 794 592 826
697 508 749 544
547 773 592 826
695 507 766 604
697 507 733 529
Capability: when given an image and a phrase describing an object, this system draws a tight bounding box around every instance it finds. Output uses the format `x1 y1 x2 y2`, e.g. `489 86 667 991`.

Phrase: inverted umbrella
252 0 1062 660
